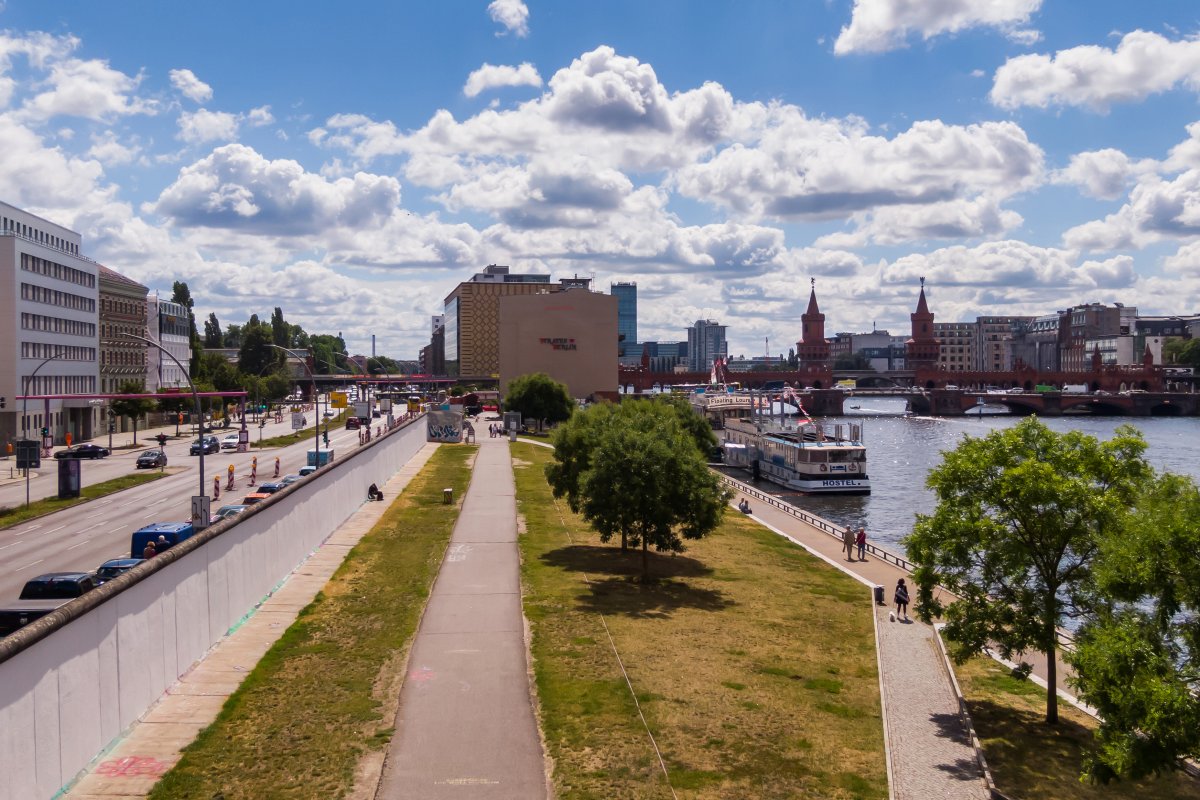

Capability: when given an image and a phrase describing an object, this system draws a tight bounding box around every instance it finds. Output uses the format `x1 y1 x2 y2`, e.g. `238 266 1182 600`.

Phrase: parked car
345 417 361 430
19 572 97 600
220 432 242 451
214 504 247 521
241 492 271 505
190 435 220 455
136 449 168 469
279 474 303 486
0 599 72 637
257 481 286 495
93 558 144 584
298 466 318 477
54 443 110 460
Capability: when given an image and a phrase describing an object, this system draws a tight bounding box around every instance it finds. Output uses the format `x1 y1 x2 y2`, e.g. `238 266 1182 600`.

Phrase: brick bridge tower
796 278 830 367
906 277 939 370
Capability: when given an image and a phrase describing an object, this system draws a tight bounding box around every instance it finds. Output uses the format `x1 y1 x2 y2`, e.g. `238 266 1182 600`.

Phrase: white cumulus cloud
488 0 529 37
835 0 1041 55
463 62 542 97
178 108 239 144
1064 169 1200 251
169 68 212 103
991 30 1200 111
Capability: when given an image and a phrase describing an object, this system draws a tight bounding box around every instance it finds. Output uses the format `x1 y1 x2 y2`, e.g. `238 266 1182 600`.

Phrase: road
0 413 383 602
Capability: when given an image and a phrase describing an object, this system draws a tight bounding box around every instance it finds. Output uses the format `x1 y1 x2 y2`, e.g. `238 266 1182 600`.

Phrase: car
372 409 382 418
190 435 220 455
130 522 194 558
0 599 73 637
279 474 303 486
241 492 272 505
92 558 144 585
19 572 98 600
54 443 110 460
345 417 361 430
1093 389 1112 396
220 432 242 451
213 504 247 521
136 449 168 469
298 465 318 477
323 409 335 418
943 384 959 391
256 481 286 494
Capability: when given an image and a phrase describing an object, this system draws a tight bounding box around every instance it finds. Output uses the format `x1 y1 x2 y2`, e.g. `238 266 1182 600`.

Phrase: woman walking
894 578 910 621
855 527 867 560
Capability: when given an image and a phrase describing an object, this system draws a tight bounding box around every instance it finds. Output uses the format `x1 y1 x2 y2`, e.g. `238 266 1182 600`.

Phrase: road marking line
66 539 90 550
45 525 66 534
79 522 103 532
14 559 44 572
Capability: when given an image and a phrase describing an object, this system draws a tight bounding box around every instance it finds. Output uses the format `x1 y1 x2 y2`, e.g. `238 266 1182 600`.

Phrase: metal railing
714 472 917 573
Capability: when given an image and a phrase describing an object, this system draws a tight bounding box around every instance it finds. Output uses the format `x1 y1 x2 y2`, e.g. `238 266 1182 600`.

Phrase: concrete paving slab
419 592 523 635
431 542 520 595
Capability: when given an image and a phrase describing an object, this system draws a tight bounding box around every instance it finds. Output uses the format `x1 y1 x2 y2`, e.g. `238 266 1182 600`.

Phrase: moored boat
722 417 870 494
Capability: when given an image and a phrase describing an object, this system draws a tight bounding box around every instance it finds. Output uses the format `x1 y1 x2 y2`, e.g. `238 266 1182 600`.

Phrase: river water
739 397 1200 555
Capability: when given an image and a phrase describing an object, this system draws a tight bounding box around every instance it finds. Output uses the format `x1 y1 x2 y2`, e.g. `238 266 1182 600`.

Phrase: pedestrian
143 541 156 559
855 527 867 560
842 526 856 561
894 578 910 621
157 535 169 551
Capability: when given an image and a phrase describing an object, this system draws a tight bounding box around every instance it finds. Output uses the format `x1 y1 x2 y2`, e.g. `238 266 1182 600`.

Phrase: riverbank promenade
58 436 1079 799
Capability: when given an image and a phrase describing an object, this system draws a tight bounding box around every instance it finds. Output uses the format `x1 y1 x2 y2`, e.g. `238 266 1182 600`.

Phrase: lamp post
119 332 209 526
21 350 73 506
271 345 320 467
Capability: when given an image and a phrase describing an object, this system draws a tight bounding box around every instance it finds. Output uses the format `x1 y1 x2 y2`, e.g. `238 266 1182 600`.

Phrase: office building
98 266 149 394
0 201 99 444
611 282 637 355
146 296 192 391
498 286 617 399
687 319 728 372
934 322 975 372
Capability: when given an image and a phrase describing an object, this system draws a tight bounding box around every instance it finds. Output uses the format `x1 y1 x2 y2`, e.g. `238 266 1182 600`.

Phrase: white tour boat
722 417 870 495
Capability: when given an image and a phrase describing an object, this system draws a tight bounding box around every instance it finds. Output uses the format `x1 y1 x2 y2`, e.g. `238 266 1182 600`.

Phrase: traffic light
156 434 168 446
41 427 50 437
0 396 5 408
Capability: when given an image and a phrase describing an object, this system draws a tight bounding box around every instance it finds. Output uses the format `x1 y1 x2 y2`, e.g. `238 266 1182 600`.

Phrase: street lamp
270 345 320 468
119 332 209 526
21 350 73 506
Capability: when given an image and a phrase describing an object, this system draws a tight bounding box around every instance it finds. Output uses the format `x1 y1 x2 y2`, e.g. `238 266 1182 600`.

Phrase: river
738 397 1200 555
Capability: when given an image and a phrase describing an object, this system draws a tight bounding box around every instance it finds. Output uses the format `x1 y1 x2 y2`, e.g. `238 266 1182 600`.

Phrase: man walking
843 526 856 561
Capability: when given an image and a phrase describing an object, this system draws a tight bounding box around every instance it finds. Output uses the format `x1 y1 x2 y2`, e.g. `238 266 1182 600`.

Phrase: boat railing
715 472 916 572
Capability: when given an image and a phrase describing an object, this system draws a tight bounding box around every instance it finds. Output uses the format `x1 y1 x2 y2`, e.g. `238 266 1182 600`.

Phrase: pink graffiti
96 755 172 777
409 666 436 683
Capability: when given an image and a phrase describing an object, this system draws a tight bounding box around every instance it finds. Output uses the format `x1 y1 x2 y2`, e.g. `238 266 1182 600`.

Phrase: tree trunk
1044 595 1058 724
132 416 138 445
621 529 627 552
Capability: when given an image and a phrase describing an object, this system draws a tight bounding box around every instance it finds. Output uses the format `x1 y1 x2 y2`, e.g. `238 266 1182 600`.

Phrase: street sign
191 495 211 529
330 391 347 409
237 428 249 453
291 412 304 430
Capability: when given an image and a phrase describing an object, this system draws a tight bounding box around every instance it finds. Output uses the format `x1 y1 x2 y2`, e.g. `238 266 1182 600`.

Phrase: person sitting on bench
368 483 384 501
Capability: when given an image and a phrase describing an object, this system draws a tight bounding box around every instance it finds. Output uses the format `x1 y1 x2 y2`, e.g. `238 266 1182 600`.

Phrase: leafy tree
171 281 202 376
1163 338 1200 369
787 347 798 369
223 323 243 349
651 394 717 456
1069 472 1200 782
203 312 222 348
271 306 289 349
549 401 729 577
833 352 871 370
263 370 294 403
110 380 157 444
239 323 277 376
503 372 574 431
905 417 1152 724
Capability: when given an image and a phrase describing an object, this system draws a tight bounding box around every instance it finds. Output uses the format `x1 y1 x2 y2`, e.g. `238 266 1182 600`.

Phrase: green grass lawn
0 470 172 530
147 444 476 800
955 656 1200 800
511 443 886 800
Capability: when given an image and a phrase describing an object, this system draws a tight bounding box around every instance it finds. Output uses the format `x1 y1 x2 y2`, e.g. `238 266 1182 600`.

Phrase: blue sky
1 1 1198 358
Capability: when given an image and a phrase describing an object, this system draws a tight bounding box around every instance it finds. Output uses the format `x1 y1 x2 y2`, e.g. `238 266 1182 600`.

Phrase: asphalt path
0 414 378 602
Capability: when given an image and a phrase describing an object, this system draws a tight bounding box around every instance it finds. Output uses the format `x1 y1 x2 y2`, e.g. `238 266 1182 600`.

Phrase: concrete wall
0 417 427 800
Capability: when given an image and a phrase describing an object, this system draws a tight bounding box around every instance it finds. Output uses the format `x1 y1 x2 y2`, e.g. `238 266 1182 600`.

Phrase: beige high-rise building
934 321 974 372
443 265 588 377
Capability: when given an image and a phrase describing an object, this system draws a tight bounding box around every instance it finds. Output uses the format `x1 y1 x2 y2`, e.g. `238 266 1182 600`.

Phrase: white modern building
146 296 192 391
0 202 100 445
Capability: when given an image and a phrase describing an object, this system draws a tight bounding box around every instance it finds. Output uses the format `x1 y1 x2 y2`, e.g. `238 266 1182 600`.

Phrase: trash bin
873 585 885 605
443 488 453 504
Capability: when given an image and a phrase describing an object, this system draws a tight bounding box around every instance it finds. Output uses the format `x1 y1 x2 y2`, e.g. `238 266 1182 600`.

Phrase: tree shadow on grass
540 544 734 619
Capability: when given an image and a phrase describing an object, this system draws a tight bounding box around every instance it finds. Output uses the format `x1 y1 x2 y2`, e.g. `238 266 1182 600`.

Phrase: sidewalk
729 486 991 800
60 444 440 800
376 435 548 799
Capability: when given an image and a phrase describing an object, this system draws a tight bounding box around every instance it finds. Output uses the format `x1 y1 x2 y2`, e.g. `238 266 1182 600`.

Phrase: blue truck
130 522 195 558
